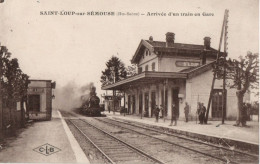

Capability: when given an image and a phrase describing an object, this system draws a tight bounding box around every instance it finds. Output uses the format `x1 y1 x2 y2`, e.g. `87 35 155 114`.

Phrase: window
146 50 148 56
145 65 148 71
138 67 142 74
152 62 155 71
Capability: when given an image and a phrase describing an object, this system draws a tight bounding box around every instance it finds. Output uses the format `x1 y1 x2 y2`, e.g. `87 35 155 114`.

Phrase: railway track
68 118 164 164
95 117 259 164
76 118 222 164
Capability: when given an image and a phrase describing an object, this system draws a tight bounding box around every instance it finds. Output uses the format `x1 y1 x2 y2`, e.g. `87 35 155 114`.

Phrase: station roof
101 62 214 90
131 40 220 64
101 71 187 90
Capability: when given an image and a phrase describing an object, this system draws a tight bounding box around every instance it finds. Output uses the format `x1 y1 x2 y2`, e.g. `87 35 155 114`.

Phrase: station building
102 32 249 120
27 79 56 120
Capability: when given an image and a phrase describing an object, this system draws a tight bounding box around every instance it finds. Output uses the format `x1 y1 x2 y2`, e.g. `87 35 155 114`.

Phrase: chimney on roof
204 37 211 50
165 32 175 47
149 36 153 42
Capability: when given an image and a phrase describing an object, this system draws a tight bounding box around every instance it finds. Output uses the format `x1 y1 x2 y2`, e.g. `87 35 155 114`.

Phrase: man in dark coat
184 102 190 122
170 103 177 126
197 102 203 124
201 103 206 124
154 105 160 122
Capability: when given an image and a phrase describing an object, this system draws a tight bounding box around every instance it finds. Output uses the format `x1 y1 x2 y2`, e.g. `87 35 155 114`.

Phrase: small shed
27 79 56 120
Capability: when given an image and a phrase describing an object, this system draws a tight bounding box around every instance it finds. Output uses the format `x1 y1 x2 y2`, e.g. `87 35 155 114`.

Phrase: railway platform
103 111 259 153
0 109 89 163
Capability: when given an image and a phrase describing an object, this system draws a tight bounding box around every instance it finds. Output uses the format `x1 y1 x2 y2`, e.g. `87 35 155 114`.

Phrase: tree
0 45 10 139
0 44 29 135
100 56 127 86
216 52 259 126
126 64 137 77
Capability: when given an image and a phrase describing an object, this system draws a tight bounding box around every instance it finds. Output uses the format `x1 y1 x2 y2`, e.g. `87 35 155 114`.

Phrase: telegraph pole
205 9 229 124
222 10 229 124
111 66 116 115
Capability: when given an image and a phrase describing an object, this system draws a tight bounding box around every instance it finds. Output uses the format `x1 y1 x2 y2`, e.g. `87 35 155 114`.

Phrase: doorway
151 91 156 117
161 89 168 117
139 93 143 115
28 95 40 112
172 89 179 117
144 92 149 117
212 89 226 118
132 95 136 114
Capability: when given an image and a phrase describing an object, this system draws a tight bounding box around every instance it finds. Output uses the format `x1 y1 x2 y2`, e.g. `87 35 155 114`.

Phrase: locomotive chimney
165 32 175 47
90 86 96 96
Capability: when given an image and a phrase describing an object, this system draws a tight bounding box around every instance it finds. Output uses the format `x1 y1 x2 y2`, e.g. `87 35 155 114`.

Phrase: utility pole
222 10 229 124
111 66 116 115
205 9 229 124
163 80 166 122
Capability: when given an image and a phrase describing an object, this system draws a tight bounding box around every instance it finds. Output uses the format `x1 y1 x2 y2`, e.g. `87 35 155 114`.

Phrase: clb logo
33 143 61 156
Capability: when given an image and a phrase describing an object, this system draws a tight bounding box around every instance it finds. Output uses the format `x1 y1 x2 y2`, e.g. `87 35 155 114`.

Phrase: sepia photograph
0 0 259 163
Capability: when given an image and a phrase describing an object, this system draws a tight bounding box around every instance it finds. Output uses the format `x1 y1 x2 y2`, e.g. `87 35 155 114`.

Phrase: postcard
0 0 258 163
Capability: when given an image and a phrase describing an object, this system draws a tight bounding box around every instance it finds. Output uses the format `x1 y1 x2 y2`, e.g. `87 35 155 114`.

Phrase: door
132 95 136 114
151 92 156 117
28 95 40 112
172 89 179 117
212 89 226 118
144 92 149 117
139 93 143 114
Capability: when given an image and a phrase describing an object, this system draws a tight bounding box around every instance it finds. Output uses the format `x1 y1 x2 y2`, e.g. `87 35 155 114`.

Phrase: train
80 86 105 116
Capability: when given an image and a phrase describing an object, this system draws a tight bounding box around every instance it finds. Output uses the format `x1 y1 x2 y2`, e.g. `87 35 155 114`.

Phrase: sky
0 0 259 101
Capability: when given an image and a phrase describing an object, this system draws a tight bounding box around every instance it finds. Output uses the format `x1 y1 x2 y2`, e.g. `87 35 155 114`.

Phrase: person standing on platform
197 102 203 124
184 102 190 122
154 105 160 122
201 103 206 124
160 105 164 118
170 103 177 126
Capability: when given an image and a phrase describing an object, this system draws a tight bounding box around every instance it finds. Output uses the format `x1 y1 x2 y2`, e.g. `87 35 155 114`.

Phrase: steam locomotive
80 86 104 116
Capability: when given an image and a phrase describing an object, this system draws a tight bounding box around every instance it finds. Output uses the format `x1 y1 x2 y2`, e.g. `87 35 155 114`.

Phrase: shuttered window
145 65 148 71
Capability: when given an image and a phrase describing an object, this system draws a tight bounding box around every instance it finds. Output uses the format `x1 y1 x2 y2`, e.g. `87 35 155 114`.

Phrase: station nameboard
28 88 44 93
176 61 200 67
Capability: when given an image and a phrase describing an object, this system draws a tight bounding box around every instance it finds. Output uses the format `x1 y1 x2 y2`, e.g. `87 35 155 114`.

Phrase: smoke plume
53 81 95 111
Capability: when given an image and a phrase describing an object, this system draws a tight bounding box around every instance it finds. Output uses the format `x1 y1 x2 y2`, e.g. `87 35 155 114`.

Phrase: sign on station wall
28 88 44 93
176 61 200 67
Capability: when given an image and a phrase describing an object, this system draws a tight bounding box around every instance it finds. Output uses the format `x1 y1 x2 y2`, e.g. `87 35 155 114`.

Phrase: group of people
153 102 190 126
153 102 207 126
153 104 163 123
197 102 207 124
